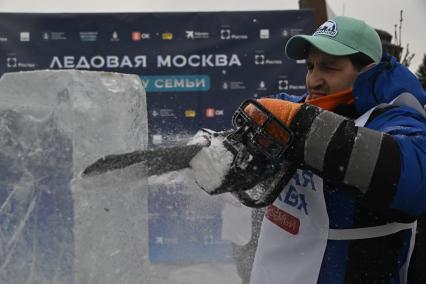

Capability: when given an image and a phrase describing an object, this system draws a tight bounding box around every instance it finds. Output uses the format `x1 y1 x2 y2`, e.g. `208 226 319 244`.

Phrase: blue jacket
354 55 426 217
273 55 426 283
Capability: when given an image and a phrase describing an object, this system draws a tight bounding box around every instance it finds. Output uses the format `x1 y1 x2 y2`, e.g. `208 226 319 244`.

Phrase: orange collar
305 88 354 111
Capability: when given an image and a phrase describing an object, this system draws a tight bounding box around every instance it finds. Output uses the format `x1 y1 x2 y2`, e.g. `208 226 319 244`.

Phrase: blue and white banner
0 11 313 144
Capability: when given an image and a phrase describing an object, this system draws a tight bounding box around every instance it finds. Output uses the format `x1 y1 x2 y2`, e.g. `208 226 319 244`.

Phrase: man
248 16 426 284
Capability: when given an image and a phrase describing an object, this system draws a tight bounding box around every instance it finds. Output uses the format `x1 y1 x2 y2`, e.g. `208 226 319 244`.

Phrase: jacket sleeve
364 106 426 216
288 104 426 217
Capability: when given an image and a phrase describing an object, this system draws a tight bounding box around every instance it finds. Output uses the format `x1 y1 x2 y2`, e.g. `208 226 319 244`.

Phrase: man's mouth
308 91 326 99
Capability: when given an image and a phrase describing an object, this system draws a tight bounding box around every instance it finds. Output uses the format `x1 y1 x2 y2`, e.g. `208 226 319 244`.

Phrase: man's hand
245 98 302 128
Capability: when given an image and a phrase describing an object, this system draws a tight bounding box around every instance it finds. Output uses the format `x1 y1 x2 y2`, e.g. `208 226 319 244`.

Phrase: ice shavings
186 128 215 146
189 135 234 194
148 168 192 185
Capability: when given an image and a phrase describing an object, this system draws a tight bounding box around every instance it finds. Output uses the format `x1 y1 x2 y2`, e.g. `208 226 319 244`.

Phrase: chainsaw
82 99 297 208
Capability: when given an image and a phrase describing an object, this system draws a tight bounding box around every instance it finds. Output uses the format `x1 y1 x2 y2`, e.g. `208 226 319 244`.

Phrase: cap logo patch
313 20 338 37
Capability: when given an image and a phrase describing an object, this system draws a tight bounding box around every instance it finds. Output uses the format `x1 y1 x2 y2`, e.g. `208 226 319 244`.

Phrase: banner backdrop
0 11 314 266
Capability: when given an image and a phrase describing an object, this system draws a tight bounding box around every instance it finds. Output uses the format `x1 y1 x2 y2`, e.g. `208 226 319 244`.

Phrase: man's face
305 47 359 99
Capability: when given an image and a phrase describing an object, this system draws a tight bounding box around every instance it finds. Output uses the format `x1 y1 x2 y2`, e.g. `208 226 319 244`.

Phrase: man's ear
360 63 376 73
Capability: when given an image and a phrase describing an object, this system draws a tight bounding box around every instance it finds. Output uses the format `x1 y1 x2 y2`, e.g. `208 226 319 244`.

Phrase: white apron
250 93 422 284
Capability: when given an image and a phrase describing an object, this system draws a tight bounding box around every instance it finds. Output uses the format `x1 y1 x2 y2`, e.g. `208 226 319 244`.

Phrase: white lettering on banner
153 78 206 89
49 55 147 69
157 54 242 68
230 35 248 39
17 62 36 68
264 59 282 64
141 78 206 90
289 84 306 90
50 54 241 69
91 56 104 68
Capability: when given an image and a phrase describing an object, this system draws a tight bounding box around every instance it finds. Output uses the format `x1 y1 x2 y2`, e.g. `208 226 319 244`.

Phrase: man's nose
307 68 324 89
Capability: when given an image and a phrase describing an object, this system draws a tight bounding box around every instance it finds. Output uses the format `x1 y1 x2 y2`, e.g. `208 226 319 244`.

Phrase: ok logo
279 185 308 215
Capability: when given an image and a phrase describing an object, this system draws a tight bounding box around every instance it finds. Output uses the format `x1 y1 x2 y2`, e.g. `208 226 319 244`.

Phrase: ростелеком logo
313 20 337 37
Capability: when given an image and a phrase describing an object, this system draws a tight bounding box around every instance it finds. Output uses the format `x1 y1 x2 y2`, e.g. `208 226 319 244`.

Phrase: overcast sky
1 0 425 72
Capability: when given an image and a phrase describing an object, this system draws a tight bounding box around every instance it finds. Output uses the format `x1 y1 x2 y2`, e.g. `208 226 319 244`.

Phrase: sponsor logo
220 29 231 40
42 31 67 41
185 30 209 39
159 109 175 117
291 28 304 36
157 54 241 68
289 84 306 90
141 75 210 92
205 108 224 117
278 79 289 90
255 54 265 65
220 28 248 40
205 108 215 118
221 80 246 90
152 109 175 117
215 109 224 116
55 32 67 40
6 57 17 68
282 29 289 37
79 31 98 42
185 109 196 117
132 32 141 41
6 55 36 69
186 31 194 39
162 32 173 40
259 29 270 39
313 20 338 37
20 32 30 42
0 34 8 42
49 55 147 69
254 53 282 65
278 79 305 91
258 80 267 91
132 32 150 41
283 28 305 37
110 31 120 42
266 205 300 235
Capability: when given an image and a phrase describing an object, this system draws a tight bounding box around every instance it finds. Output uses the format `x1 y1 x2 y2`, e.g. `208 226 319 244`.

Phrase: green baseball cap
285 16 382 63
